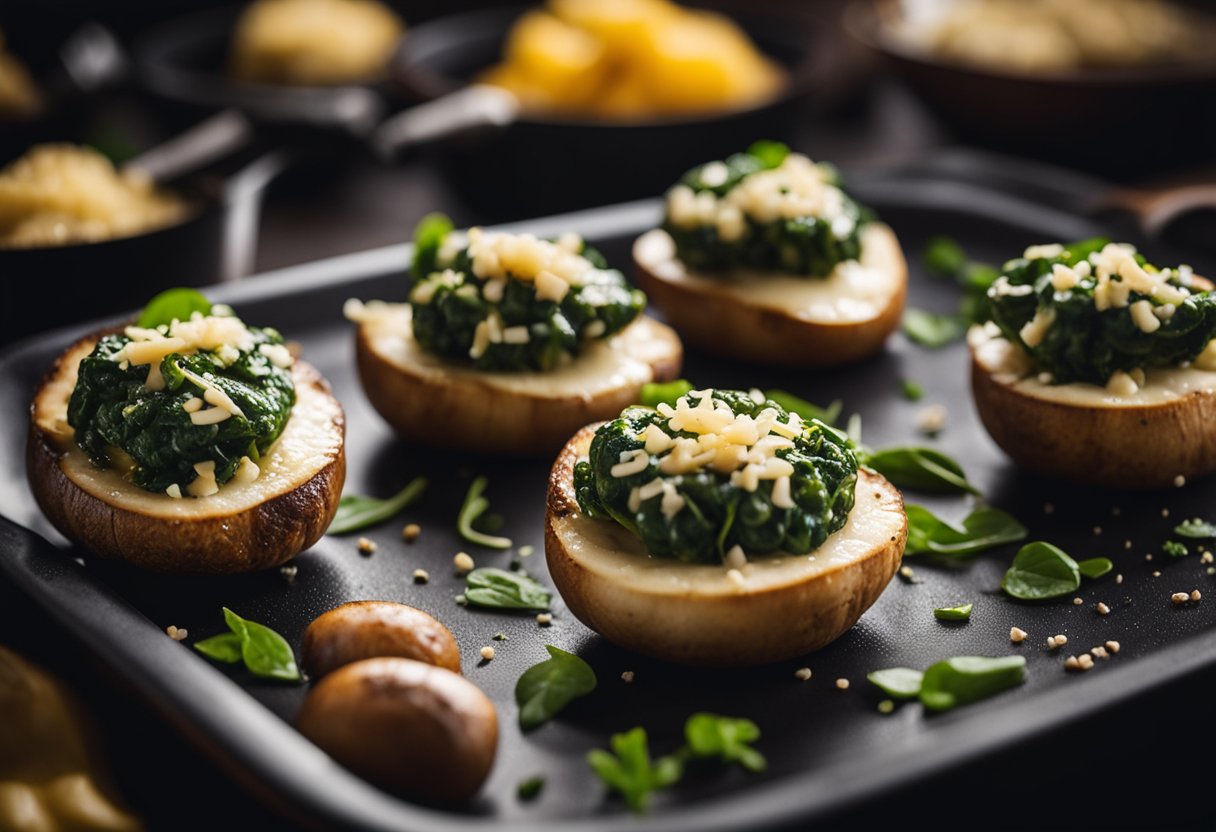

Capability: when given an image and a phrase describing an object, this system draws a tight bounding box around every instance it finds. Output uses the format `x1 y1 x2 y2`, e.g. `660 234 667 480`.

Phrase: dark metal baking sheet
3 167 1215 831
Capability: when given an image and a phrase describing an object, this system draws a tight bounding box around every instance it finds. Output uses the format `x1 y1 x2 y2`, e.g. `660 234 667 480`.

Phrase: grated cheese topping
665 153 856 243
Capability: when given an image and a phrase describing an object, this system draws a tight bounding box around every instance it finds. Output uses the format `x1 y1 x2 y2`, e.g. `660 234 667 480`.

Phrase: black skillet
373 4 833 218
0 112 292 346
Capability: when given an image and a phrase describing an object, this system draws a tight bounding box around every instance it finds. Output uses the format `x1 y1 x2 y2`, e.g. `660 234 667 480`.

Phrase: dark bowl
391 3 831 218
844 0 1216 176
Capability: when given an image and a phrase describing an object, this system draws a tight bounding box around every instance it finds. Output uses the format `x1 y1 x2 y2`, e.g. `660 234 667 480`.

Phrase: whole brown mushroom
301 601 461 679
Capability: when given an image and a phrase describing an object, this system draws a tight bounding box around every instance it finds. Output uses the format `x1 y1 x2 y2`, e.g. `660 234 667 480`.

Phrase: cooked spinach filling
408 216 645 373
987 238 1216 385
67 323 295 494
662 141 871 277
573 390 857 564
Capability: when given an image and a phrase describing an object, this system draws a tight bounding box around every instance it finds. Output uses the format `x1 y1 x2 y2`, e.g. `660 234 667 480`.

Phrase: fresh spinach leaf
587 727 684 814
193 632 243 664
1163 540 1189 558
684 713 766 772
517 776 545 801
934 603 973 621
515 645 597 731
195 608 299 681
905 504 1026 556
764 390 842 426
1175 518 1216 539
328 477 428 535
866 667 924 699
1077 557 1113 578
136 287 212 328
640 379 694 409
465 567 551 611
903 308 967 348
410 212 454 283
919 656 1025 712
1001 542 1081 600
458 476 513 549
861 447 980 495
901 380 924 401
923 236 967 277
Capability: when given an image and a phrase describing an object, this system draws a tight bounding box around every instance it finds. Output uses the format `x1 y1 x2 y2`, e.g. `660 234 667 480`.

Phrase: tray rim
3 182 1213 832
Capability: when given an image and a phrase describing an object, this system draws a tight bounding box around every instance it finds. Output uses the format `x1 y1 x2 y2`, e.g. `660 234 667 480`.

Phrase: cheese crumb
453 552 475 574
1171 592 1190 604
536 613 553 626
835 678 849 690
1010 627 1027 643
357 537 377 555
1096 602 1110 615
621 670 635 684
413 569 430 584
480 646 495 661
794 667 812 681
1105 640 1121 654
402 523 421 542
165 625 188 641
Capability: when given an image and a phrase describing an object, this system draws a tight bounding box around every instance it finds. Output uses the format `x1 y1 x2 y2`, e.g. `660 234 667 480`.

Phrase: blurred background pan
374 3 833 217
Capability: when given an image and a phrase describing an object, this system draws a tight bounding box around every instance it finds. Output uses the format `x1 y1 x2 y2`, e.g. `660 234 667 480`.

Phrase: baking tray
2 169 1215 831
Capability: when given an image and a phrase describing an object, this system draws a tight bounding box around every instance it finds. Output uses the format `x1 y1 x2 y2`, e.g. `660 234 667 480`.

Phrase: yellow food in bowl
889 0 1207 73
230 0 405 85
481 0 784 120
0 28 39 118
0 145 190 249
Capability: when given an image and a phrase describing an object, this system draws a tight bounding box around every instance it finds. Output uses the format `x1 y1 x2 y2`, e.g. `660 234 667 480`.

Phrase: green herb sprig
194 607 299 681
328 478 428 535
458 476 513 549
1175 518 1216 539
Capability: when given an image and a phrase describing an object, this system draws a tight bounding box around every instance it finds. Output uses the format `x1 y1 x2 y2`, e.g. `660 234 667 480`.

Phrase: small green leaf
901 380 924 401
862 447 980 495
923 236 967 278
1077 557 1113 578
223 607 299 681
465 567 551 611
458 476 513 549
903 308 967 348
684 713 766 772
328 478 428 535
905 504 1027 557
866 667 924 699
1001 542 1081 601
747 140 790 169
1174 518 1216 539
934 603 973 621
517 776 545 801
410 212 455 281
764 390 842 426
1163 540 1189 558
136 288 212 328
919 656 1025 712
193 632 243 664
587 727 683 814
515 645 597 731
640 379 694 409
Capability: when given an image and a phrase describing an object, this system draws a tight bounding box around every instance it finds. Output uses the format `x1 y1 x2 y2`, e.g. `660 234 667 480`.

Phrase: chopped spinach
408 215 645 372
1077 557 1113 578
517 776 545 801
905 504 1026 556
919 656 1025 712
68 306 295 494
1000 542 1081 600
136 287 212 328
464 567 551 612
858 446 979 495
902 308 967 348
663 141 871 277
640 379 695 409
920 235 1001 326
684 713 766 772
515 645 597 731
934 603 973 621
866 667 924 699
987 239 1216 385
1175 518 1216 539
1163 540 1189 558
328 478 427 535
576 389 857 564
640 379 840 425
901 380 924 401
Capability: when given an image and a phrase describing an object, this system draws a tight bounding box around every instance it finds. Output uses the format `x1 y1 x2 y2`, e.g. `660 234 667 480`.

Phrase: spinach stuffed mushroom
349 215 682 455
546 388 907 666
971 240 1216 488
633 142 907 366
27 293 345 573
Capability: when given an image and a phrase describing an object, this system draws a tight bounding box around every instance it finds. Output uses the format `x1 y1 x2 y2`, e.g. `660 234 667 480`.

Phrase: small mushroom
297 658 498 803
301 600 460 678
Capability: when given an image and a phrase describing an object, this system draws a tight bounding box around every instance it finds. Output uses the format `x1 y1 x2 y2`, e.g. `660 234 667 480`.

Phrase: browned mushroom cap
296 658 498 804
969 325 1216 488
353 307 682 455
632 222 907 367
26 332 345 574
302 601 461 679
544 425 907 666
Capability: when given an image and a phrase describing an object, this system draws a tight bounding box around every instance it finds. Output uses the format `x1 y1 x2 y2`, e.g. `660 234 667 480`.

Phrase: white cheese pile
613 389 808 520
665 153 856 243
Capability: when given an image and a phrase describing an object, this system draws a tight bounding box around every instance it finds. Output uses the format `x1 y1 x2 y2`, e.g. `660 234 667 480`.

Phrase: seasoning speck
166 625 187 641
453 551 475 574
1010 627 1028 643
402 523 421 542
1044 503 1055 515
1202 551 1214 565
1096 602 1110 616
536 613 553 626
1072 597 1083 606
621 670 635 684
413 568 430 584
916 404 949 435
1174 475 1187 488
1153 571 1162 577
480 646 495 661
1092 526 1102 536
1091 646 1109 659
357 537 377 555
1064 656 1080 671
1162 508 1171 518
1077 653 1095 670
794 667 812 681
518 544 535 557
1124 540 1132 550
1048 634 1067 649
1191 589 1202 602
835 678 849 690
280 564 298 582
1105 640 1121 654
1116 574 1124 585
898 565 919 583
878 700 895 715
1171 592 1190 605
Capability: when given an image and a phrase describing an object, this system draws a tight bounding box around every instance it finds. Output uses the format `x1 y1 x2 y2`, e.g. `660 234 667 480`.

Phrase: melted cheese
352 302 664 399
970 324 1216 408
633 222 903 325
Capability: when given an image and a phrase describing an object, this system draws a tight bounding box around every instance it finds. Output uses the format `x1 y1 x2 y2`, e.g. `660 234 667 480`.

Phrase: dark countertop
3 33 1216 829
